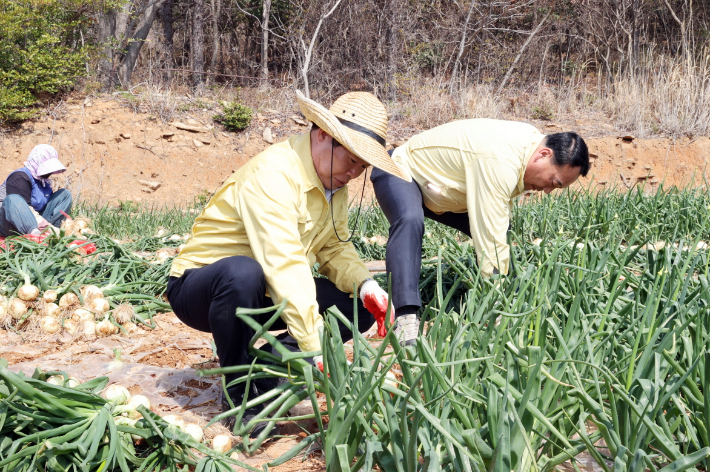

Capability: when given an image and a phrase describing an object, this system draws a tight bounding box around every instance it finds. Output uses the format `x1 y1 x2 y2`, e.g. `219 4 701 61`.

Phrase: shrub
0 0 95 124
213 101 253 131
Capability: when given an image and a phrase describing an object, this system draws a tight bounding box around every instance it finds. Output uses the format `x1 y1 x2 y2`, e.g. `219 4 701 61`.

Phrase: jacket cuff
297 330 322 353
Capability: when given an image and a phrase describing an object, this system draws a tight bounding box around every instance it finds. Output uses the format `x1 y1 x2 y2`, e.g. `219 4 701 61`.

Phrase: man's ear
539 147 553 159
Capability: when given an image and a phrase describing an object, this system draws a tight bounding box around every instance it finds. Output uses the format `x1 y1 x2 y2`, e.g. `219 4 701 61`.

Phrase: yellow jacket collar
292 132 326 196
514 135 546 198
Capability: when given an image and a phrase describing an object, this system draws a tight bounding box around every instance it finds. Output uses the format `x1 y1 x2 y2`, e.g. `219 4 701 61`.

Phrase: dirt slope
1 95 709 207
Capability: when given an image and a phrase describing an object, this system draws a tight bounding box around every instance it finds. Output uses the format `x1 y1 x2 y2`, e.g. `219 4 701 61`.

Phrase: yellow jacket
171 133 371 352
391 119 544 277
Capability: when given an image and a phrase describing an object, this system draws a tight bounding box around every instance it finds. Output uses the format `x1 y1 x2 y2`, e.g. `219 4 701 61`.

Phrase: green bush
213 101 253 131
0 0 95 123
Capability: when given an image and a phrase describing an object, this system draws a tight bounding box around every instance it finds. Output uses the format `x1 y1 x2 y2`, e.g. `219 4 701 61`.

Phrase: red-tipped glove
360 279 394 337
69 240 97 255
313 355 351 374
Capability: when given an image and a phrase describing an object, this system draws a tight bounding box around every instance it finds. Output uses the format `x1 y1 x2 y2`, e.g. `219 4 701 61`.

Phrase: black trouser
370 167 471 312
167 255 372 391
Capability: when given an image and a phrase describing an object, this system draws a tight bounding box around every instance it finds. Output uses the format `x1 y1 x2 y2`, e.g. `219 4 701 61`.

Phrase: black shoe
219 387 279 439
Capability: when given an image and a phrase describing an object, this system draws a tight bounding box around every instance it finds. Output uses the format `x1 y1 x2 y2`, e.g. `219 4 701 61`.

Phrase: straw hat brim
296 91 410 182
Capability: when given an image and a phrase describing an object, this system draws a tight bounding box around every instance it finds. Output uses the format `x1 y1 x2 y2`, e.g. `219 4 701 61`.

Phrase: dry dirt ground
1 94 709 207
0 92 699 471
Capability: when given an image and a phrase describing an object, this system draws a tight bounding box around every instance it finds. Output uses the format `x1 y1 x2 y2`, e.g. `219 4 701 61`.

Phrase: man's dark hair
310 122 342 147
545 132 590 177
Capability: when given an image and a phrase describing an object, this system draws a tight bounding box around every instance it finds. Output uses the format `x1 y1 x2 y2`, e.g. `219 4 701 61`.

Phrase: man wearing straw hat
371 119 590 345
167 90 408 437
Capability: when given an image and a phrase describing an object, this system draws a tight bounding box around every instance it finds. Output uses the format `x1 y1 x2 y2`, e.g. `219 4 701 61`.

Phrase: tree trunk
497 8 552 95
450 0 476 93
299 0 344 98
96 10 118 88
209 0 221 76
160 0 175 82
384 0 399 101
116 0 166 86
632 0 640 73
192 0 206 91
260 0 272 86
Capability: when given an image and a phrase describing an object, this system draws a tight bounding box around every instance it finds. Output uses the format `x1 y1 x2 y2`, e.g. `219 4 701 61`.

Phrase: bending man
168 91 408 437
372 119 590 344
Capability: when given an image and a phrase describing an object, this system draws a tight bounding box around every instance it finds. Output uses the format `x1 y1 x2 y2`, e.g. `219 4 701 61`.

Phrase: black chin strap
329 140 367 243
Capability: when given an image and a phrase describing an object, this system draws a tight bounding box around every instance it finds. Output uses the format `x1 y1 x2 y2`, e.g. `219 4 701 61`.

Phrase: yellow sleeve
316 201 371 295
464 158 519 278
234 167 323 353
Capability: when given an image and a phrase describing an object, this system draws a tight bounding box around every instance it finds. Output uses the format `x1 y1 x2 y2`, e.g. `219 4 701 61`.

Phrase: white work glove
359 279 394 337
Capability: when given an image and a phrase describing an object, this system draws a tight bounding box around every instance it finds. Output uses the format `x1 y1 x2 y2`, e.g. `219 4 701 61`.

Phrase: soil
1 94 709 208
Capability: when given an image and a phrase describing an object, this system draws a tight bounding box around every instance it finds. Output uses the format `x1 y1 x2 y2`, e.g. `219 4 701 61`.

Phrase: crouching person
167 91 409 437
0 144 72 237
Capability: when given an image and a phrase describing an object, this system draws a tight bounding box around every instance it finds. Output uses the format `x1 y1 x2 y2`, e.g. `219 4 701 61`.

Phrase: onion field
2 186 710 471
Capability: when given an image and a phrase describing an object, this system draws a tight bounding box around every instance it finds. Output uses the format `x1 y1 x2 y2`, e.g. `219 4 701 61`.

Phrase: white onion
46 375 64 385
17 284 39 301
65 377 80 388
163 415 185 431
113 304 134 324
184 423 204 442
42 302 60 318
72 308 95 322
211 434 232 453
91 298 110 314
125 395 151 419
81 285 103 304
122 321 140 336
82 320 96 339
9 299 28 320
104 384 131 405
42 290 58 303
113 417 137 428
59 293 79 308
41 316 61 334
96 319 118 336
63 319 78 335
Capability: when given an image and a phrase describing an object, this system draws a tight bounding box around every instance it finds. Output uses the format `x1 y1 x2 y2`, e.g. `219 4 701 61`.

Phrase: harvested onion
113 304 134 324
17 284 39 301
163 415 185 431
9 299 27 320
81 285 103 304
42 302 61 318
59 293 79 308
65 377 80 388
90 298 110 314
63 319 78 336
82 320 96 339
42 290 58 303
212 434 231 453
122 321 140 336
46 375 64 385
72 308 94 322
96 319 118 336
184 423 204 442
41 316 61 334
104 384 131 405
125 395 150 420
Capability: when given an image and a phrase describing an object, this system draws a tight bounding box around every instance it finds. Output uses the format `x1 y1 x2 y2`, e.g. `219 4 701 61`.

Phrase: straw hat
296 90 409 181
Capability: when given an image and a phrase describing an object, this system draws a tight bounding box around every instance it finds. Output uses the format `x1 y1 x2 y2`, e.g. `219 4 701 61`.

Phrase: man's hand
360 279 394 337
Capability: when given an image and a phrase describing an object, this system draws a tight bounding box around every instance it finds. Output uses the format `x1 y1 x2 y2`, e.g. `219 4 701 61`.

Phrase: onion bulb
42 290 58 303
81 285 103 304
65 377 80 388
75 219 89 230
184 423 204 442
9 299 28 320
17 284 39 301
62 319 78 336
72 308 94 322
90 298 110 314
122 321 140 336
41 316 61 334
113 417 137 428
163 415 185 431
42 302 60 318
96 319 118 336
113 304 134 324
125 395 150 420
82 320 96 339
46 375 64 385
104 384 131 405
59 293 79 308
211 434 232 453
